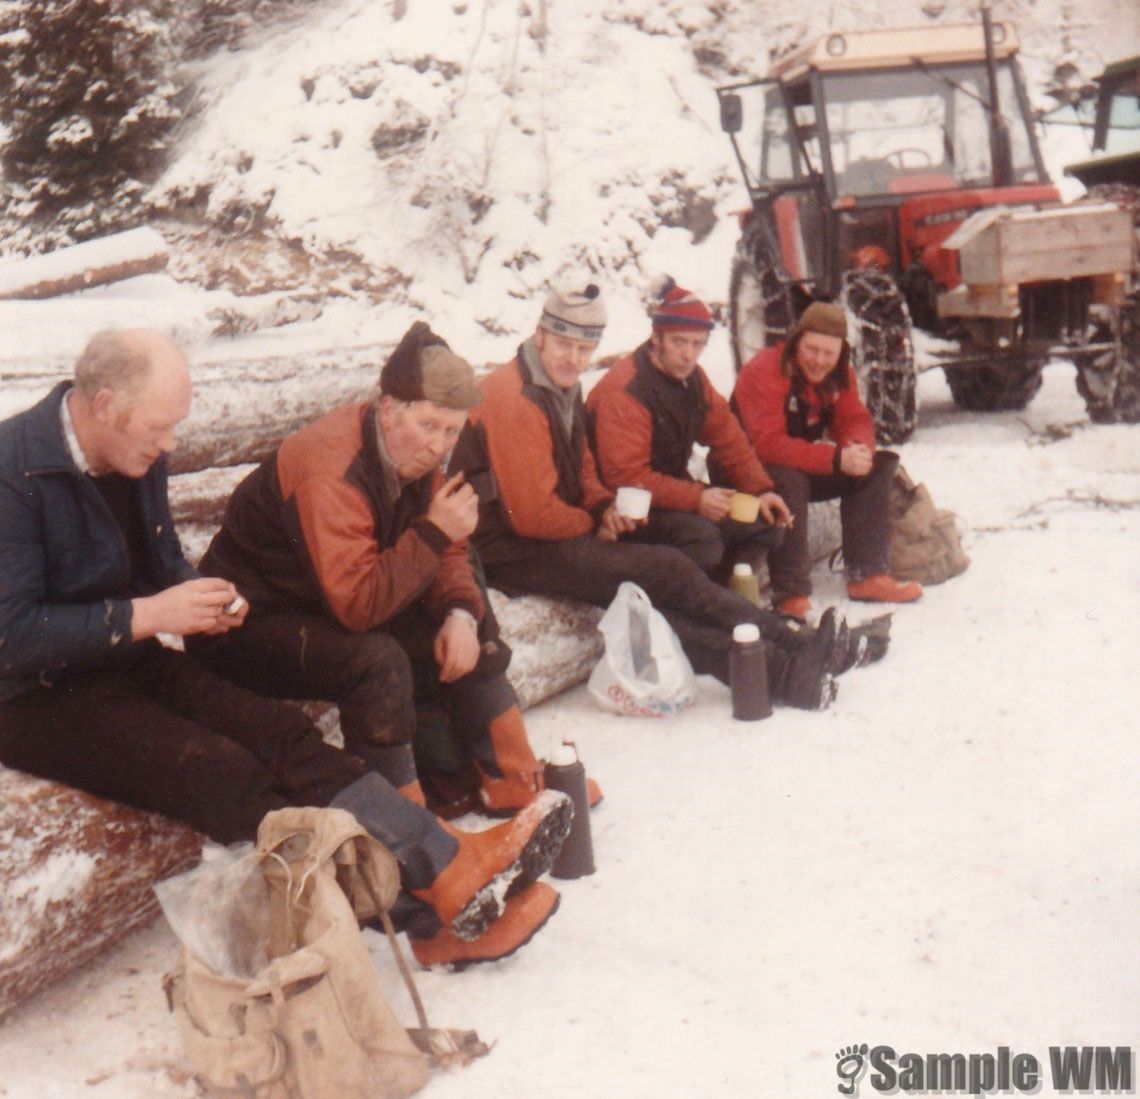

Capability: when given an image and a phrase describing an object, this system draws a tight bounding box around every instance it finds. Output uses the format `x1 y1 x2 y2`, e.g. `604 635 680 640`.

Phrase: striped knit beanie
649 275 713 330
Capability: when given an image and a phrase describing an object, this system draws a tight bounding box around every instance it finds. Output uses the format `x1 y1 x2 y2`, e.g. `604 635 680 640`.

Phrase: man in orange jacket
733 302 922 620
586 277 790 579
191 323 559 820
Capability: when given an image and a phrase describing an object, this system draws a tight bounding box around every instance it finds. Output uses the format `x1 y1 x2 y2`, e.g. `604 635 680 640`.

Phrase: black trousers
483 536 803 684
766 450 898 599
189 604 519 788
624 509 783 578
0 643 369 845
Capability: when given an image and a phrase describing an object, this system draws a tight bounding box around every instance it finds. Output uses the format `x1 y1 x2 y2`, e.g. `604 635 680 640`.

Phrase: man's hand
839 443 873 477
434 614 480 683
757 491 793 528
131 578 243 641
697 486 733 522
426 472 479 542
596 504 640 541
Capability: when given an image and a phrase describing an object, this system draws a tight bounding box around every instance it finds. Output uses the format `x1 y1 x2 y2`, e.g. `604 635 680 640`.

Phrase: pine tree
0 0 186 249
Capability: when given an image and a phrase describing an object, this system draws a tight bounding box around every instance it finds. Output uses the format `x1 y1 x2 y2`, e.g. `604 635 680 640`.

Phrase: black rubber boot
769 608 840 710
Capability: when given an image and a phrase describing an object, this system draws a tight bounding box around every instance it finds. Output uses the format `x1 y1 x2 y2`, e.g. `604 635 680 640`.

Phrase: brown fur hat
379 321 481 410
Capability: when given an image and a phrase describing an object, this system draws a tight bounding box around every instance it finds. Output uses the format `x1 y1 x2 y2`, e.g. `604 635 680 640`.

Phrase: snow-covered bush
0 0 188 252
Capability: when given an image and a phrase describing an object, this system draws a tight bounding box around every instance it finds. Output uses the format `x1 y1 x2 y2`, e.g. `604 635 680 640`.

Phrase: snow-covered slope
143 0 1138 365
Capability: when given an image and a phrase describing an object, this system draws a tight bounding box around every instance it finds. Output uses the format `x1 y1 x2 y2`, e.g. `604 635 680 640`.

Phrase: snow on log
169 344 384 473
489 590 603 710
0 228 170 301
0 344 384 473
0 770 202 1021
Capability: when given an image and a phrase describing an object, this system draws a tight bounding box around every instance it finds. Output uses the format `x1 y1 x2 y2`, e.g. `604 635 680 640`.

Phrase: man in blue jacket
0 329 570 967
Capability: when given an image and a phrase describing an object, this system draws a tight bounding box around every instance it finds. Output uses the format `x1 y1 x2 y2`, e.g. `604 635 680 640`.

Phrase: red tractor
717 15 1137 442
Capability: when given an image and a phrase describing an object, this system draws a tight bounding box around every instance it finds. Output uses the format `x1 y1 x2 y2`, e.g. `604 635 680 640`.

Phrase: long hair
778 326 851 392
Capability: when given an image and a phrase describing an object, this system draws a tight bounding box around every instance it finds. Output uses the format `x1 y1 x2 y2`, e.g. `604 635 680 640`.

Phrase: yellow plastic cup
729 491 761 523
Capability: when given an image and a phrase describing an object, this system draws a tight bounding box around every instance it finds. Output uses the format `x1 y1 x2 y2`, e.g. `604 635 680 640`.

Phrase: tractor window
821 61 1042 196
1102 84 1140 155
759 85 797 183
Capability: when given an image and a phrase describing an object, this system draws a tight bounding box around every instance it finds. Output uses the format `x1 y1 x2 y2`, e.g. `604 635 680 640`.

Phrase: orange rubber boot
476 706 543 814
775 594 811 622
409 882 560 969
410 789 572 941
847 574 923 604
398 780 427 808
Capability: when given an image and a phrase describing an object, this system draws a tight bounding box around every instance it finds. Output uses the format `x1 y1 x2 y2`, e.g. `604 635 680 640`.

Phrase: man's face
91 361 192 478
651 328 709 381
794 330 845 385
378 397 468 480
534 327 598 390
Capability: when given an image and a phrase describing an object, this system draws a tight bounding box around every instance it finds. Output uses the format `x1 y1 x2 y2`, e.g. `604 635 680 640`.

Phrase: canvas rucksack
888 465 970 585
163 807 483 1099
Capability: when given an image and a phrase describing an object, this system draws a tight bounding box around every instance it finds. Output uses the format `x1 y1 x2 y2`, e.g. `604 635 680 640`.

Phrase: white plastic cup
615 486 652 520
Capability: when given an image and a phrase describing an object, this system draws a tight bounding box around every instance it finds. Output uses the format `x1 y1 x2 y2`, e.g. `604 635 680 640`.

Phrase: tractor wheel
1076 184 1140 423
1075 293 1140 424
840 269 918 444
728 221 795 373
942 312 1044 412
943 361 1044 411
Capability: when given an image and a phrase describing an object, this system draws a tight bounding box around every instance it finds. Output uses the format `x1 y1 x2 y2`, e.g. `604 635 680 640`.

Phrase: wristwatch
447 607 478 630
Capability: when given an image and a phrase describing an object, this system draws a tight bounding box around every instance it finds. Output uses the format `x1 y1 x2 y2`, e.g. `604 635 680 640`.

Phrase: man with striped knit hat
586 276 791 580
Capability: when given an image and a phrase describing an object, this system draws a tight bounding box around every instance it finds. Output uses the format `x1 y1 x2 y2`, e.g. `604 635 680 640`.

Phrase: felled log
0 344 385 475
170 346 384 474
0 227 170 301
0 771 201 1020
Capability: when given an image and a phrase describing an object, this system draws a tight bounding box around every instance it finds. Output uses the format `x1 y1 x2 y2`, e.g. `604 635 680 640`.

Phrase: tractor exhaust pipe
981 2 1014 187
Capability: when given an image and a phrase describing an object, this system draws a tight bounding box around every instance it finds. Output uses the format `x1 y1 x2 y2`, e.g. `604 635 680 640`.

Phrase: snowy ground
1 363 1137 1098
2 1 1139 1093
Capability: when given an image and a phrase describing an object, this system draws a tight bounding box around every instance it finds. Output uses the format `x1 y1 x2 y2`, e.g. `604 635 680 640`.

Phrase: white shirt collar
60 388 91 474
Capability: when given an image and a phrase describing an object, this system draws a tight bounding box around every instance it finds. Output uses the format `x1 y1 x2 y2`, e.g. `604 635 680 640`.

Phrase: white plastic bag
154 841 270 980
587 581 696 717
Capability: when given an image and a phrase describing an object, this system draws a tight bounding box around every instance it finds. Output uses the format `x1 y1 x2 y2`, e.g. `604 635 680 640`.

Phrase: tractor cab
718 21 1055 303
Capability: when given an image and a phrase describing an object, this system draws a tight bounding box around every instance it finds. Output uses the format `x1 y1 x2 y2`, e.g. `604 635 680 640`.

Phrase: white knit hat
539 280 607 342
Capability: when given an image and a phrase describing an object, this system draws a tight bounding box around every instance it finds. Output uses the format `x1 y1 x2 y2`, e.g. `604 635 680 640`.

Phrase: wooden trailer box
947 202 1134 286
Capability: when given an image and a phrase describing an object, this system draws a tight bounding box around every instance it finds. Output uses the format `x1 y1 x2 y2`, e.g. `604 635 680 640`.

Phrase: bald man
0 330 574 968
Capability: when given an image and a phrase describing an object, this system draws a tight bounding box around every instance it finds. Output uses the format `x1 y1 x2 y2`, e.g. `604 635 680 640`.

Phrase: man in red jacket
587 277 790 579
733 301 921 620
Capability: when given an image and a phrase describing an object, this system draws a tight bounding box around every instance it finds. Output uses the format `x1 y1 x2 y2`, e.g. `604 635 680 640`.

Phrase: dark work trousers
624 508 784 578
0 643 372 845
766 449 898 599
484 536 806 686
189 603 518 789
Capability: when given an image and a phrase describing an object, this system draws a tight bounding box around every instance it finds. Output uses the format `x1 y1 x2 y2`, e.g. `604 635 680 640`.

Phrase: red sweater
733 345 876 476
587 345 773 511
